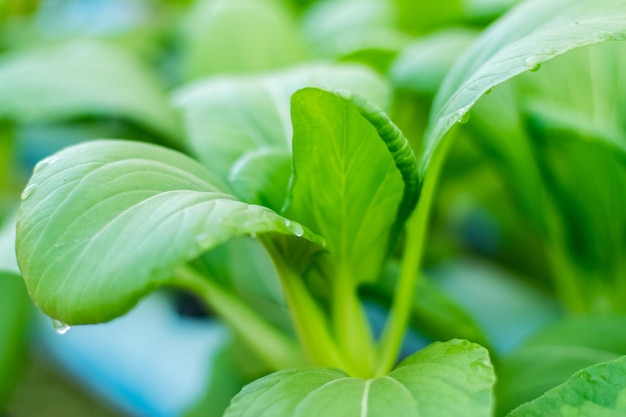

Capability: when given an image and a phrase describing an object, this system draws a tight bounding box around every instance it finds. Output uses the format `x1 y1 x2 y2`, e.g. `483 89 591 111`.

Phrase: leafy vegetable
287 88 417 286
224 339 495 417
8 0 626 415
16 139 323 322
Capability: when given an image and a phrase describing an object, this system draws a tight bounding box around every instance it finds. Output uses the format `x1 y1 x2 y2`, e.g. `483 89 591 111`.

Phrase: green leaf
498 316 626 414
287 88 417 285
528 102 626 295
498 345 621 415
424 0 626 172
0 272 30 408
516 41 626 148
301 0 409 59
515 43 626 260
181 0 307 79
389 28 478 95
0 40 180 142
508 355 626 417
173 63 391 180
229 147 292 212
225 339 494 417
16 140 323 324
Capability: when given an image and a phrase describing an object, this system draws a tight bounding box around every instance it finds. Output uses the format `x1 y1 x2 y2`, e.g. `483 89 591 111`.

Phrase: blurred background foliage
1 0 625 416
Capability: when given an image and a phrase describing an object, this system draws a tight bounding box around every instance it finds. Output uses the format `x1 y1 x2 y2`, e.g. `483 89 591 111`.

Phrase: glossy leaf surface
225 339 494 417
424 0 626 170
16 140 322 324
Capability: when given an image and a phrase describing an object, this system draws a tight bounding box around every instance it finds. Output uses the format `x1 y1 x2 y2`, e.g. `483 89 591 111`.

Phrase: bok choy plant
8 0 626 415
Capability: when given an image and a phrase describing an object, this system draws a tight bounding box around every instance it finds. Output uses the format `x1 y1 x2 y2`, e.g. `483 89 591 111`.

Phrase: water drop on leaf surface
52 319 71 335
458 112 470 124
34 155 59 173
20 184 37 200
292 223 304 237
524 56 541 72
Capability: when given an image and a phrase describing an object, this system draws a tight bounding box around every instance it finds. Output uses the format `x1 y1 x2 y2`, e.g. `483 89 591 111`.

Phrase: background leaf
16 140 322 324
181 0 307 79
0 39 180 142
497 315 626 415
389 28 478 95
508 355 626 417
228 147 292 212
301 0 409 60
173 63 391 181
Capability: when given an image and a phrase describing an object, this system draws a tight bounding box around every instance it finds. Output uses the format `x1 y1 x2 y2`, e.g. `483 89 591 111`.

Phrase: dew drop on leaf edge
20 184 37 200
33 154 59 173
524 56 541 72
292 223 304 237
52 319 71 335
457 112 470 125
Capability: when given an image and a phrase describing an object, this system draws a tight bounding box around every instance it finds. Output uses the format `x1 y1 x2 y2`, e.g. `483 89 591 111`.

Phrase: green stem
375 142 450 376
261 238 346 371
332 264 375 378
172 265 303 370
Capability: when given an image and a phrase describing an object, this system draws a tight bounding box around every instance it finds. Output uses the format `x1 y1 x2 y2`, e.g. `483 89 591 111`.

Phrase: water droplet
34 155 59 173
20 184 37 200
524 56 541 72
457 112 470 125
284 219 291 227
292 223 304 237
52 319 71 335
